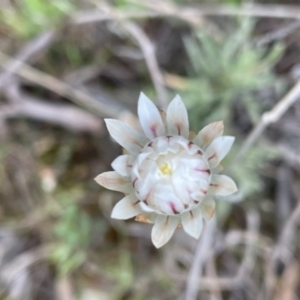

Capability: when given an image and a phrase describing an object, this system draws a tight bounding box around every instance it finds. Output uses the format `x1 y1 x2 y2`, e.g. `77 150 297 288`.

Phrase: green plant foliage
183 18 285 129
106 251 135 300
114 0 146 9
52 203 92 276
216 142 280 223
0 0 74 38
232 143 279 196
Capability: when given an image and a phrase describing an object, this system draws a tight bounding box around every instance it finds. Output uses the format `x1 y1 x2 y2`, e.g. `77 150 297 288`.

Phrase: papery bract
95 93 237 248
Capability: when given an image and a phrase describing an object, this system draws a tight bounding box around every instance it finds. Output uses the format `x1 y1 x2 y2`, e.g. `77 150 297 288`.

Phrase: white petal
166 95 189 138
139 201 156 213
138 92 165 139
205 136 235 168
151 215 179 248
193 121 224 150
172 173 199 207
201 197 216 220
181 208 203 239
209 175 238 196
111 194 142 219
105 119 148 155
94 171 132 193
153 188 185 215
111 155 134 177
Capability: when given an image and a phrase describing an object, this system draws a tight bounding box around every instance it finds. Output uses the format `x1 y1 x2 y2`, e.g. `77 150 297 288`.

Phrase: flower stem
184 217 216 300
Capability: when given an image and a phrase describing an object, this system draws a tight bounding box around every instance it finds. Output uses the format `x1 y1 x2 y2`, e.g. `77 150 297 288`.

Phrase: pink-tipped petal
111 155 134 177
205 136 235 168
193 121 224 149
181 207 203 239
151 215 179 248
166 95 189 138
105 119 148 155
111 194 142 219
209 175 238 196
138 92 165 139
201 197 216 220
94 171 132 193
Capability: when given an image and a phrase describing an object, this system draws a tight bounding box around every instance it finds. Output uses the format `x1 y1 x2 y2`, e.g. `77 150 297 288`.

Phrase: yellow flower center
160 162 173 175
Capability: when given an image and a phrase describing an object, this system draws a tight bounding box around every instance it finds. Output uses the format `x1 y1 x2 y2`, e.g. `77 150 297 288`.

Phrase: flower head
95 93 237 248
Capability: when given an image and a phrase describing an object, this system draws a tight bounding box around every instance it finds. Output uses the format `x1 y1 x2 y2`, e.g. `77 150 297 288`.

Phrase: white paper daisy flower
95 93 237 248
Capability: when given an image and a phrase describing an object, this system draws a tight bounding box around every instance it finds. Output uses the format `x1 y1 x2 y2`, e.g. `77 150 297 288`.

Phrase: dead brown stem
0 30 57 91
120 20 169 109
143 2 300 20
0 51 134 120
3 84 104 134
263 200 300 300
184 210 259 298
184 217 216 300
232 79 300 165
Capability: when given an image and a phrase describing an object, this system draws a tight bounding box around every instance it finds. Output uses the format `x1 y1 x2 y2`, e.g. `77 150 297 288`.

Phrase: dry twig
255 20 300 46
2 84 104 134
262 200 300 300
1 244 55 284
71 9 160 24
120 20 169 109
184 217 216 300
97 4 169 108
72 3 300 28
232 79 300 165
184 210 259 298
236 210 260 283
0 30 57 91
207 256 223 300
276 163 292 223
0 51 135 120
143 2 300 20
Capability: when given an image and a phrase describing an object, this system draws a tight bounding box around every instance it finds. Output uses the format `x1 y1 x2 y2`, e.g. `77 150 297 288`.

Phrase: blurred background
0 0 300 299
